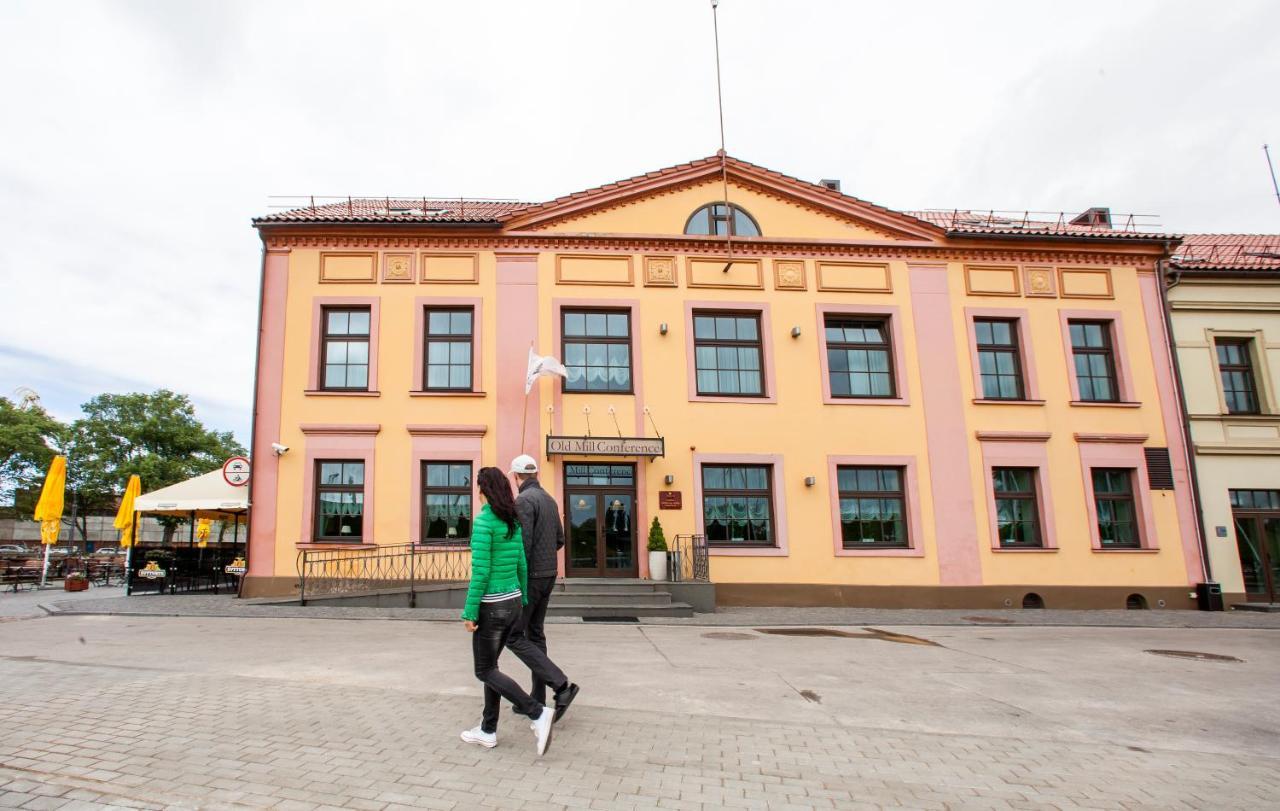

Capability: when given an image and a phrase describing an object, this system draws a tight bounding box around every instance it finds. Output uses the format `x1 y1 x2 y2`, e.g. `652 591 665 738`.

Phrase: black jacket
515 479 564 579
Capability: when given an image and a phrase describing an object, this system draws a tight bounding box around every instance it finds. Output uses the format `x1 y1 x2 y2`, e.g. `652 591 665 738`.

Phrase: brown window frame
313 459 365 542
701 464 776 547
423 306 475 392
421 461 473 544
692 310 766 397
560 308 634 394
992 467 1043 548
836 465 909 549
1069 320 1119 403
824 315 897 399
1215 338 1261 415
975 318 1026 400
1092 467 1140 549
683 203 762 237
319 306 372 392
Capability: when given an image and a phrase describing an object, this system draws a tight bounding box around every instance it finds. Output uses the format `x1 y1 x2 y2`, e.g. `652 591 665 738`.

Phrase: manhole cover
701 632 756 640
963 616 1015 624
1144 649 1244 663
754 627 938 646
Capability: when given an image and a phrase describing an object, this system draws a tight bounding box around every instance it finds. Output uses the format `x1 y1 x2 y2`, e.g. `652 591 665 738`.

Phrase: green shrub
646 517 667 552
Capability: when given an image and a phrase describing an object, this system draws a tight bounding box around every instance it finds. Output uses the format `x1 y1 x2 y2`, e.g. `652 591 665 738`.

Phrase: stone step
551 589 673 607
556 579 667 594
546 601 694 619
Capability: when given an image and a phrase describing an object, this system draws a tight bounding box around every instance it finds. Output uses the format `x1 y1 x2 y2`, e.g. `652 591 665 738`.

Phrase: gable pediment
502 155 943 243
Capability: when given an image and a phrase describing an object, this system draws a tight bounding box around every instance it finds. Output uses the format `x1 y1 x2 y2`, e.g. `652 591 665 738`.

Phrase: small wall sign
658 490 682 510
1215 526 1228 538
224 557 247 575
137 561 167 579
223 456 251 487
545 436 664 458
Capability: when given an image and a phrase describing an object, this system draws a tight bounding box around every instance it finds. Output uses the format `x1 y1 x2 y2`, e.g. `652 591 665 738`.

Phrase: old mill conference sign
545 436 665 458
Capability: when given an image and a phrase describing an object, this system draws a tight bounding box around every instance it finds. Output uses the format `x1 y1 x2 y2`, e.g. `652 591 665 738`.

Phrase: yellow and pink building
245 155 1207 608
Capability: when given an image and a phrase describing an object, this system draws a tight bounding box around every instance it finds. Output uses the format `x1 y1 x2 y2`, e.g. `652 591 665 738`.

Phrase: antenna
1265 144 1280 212
711 0 734 271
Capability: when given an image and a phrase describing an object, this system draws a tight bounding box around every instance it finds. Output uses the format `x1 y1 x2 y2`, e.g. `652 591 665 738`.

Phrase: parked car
0 544 29 554
92 547 121 556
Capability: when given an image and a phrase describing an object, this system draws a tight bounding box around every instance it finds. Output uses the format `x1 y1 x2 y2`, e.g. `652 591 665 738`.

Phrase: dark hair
476 467 518 539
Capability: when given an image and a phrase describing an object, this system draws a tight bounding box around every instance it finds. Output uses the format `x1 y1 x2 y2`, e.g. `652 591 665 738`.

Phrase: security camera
271 442 289 455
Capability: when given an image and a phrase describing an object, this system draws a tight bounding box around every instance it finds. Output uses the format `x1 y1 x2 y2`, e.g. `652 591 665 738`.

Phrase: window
1092 468 1139 548
562 310 632 392
684 203 761 237
1230 489 1280 511
1216 339 1260 414
836 466 908 548
992 468 1041 547
693 312 764 396
321 308 371 390
702 465 774 546
422 462 472 543
424 308 473 391
824 316 896 398
975 319 1025 400
1069 321 1118 402
314 461 364 541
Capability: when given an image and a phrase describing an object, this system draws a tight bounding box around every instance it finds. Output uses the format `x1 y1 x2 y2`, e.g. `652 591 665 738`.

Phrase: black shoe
553 683 579 723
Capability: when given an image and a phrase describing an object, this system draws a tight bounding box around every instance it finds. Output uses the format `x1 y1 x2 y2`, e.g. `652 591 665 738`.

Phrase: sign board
224 557 247 576
223 456 251 487
1215 525 1228 538
137 562 167 580
546 436 664 458
658 490 682 510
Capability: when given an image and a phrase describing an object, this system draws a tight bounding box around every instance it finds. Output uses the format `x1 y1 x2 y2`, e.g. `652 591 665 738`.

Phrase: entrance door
1231 489 1280 603
564 463 637 577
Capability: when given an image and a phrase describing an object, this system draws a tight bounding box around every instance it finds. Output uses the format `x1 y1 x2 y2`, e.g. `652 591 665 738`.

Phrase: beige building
1168 234 1280 605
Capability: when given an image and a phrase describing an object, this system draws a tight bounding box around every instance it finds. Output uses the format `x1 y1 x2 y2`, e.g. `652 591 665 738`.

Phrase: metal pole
711 0 734 271
125 511 136 596
409 540 417 609
1265 144 1280 212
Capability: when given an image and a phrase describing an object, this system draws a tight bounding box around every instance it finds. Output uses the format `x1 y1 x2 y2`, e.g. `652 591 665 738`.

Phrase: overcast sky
2 0 1278 446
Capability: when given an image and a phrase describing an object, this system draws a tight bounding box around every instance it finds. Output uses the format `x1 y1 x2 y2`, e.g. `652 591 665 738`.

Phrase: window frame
1214 337 1261 415
694 453 789 556
312 459 366 543
420 306 475 393
977 435 1057 552
991 466 1044 548
691 309 767 398
816 304 910 406
1090 467 1141 549
1077 438 1156 552
1059 312 1136 406
319 306 373 392
974 318 1027 401
1068 319 1119 403
835 465 910 550
684 203 762 237
412 296 483 396
823 315 898 400
700 463 777 548
420 461 474 545
560 307 635 394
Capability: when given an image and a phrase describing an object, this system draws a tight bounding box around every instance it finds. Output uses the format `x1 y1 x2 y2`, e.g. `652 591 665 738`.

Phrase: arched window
684 203 761 237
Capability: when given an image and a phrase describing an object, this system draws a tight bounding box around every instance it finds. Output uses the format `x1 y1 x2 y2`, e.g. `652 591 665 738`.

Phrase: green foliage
0 396 67 516
646 516 667 552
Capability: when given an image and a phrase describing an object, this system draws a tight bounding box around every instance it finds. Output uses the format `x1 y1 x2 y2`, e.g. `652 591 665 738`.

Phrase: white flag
525 348 568 394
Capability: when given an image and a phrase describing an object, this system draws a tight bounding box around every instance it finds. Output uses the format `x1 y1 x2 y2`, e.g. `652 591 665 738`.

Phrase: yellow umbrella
195 518 211 548
114 475 141 548
33 456 67 587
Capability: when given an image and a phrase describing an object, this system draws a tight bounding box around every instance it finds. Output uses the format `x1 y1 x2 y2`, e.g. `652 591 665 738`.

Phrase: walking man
507 454 579 720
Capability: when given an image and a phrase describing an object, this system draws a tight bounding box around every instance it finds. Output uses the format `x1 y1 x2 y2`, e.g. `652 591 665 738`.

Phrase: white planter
648 550 668 582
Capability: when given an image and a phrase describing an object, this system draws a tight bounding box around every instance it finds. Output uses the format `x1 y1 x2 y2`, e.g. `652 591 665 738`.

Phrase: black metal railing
297 543 471 606
669 534 709 582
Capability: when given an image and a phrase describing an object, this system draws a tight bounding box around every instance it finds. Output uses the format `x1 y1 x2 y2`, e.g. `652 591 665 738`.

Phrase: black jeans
472 596 543 734
506 575 565 705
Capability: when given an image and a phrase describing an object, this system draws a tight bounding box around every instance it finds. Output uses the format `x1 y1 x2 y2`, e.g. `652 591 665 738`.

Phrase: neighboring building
1167 234 1280 606
245 154 1205 608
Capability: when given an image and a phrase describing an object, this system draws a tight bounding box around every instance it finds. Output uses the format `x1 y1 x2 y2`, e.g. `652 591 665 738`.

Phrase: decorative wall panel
815 261 891 292
319 252 377 283
964 265 1020 296
555 254 634 286
420 253 479 284
687 257 764 289
643 255 678 287
773 260 807 291
382 253 414 283
1059 268 1114 299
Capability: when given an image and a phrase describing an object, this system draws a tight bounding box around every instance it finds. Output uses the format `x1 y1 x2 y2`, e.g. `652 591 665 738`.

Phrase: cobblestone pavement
30 592 1280 629
0 613 1277 810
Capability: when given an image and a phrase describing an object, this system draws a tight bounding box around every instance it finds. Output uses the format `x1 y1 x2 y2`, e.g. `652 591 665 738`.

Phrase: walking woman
461 466 556 755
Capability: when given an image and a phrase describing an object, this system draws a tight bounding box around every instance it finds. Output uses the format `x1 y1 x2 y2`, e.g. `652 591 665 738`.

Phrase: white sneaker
530 707 555 756
460 726 497 749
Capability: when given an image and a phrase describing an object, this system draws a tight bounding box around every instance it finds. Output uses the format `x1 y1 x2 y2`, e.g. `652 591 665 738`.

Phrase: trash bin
1196 581 1223 612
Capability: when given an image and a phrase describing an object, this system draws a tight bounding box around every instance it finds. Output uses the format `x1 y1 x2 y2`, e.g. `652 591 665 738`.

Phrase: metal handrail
297 543 471 606
669 534 710 582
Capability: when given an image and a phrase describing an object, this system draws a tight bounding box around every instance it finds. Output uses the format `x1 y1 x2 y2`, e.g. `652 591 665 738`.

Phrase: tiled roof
1171 233 1280 271
906 210 1174 241
254 197 532 224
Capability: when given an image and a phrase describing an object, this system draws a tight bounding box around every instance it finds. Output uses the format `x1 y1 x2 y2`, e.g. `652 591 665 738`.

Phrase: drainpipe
1157 255 1213 583
241 236 269 597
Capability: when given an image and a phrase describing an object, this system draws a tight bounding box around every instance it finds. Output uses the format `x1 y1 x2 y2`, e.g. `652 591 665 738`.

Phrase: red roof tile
1172 233 1280 271
254 197 532 224
906 210 1174 241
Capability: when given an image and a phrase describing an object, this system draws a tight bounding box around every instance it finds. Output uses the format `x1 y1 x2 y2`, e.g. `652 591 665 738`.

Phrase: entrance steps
548 578 694 619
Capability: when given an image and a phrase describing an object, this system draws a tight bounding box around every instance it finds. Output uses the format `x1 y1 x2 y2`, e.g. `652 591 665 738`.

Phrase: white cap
510 454 539 474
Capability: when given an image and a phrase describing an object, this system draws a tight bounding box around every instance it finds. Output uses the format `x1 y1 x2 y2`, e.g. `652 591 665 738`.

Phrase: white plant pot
648 550 668 582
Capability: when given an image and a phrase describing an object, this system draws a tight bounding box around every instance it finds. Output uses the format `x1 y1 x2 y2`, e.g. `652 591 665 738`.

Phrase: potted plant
64 570 89 592
647 517 668 582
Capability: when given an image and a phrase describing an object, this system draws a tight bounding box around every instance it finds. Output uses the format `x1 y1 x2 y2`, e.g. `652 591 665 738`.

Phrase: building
244 154 1206 608
1167 234 1280 606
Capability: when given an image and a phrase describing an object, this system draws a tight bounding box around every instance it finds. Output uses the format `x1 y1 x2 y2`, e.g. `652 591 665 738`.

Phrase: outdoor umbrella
33 455 67 588
114 474 141 590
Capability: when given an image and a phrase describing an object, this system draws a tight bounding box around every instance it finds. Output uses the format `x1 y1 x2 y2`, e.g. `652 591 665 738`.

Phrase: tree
0 396 67 517
64 390 245 542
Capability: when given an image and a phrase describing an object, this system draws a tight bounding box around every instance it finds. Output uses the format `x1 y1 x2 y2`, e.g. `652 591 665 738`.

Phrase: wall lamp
804 476 816 487
659 322 669 335
791 326 802 338
664 474 675 485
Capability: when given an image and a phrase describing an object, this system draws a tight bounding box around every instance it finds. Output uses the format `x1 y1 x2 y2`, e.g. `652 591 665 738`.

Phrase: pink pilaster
495 253 541 472
248 247 289 577
908 263 982 585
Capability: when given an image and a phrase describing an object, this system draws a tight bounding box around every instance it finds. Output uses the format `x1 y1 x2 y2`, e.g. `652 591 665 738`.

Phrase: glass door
563 463 636 577
1231 489 1280 604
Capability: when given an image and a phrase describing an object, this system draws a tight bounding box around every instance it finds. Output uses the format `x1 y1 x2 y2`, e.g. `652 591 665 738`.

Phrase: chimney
1069 207 1112 228
819 178 841 192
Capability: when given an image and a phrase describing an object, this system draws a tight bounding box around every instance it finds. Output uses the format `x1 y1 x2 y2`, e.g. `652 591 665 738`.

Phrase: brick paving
0 616 1276 809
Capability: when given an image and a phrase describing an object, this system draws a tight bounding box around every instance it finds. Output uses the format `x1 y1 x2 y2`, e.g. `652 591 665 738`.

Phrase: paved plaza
0 600 1276 810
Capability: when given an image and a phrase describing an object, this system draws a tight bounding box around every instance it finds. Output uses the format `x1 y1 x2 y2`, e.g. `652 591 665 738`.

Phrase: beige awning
132 469 249 518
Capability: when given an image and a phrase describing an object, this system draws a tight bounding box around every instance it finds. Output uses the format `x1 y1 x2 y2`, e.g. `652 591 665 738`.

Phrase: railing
668 534 710 582
297 543 471 606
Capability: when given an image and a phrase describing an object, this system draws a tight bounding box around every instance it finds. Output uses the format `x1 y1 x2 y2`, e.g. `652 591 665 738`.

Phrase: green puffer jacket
461 504 528 622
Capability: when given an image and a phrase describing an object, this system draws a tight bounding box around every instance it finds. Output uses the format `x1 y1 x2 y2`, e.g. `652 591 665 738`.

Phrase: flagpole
520 342 534 454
